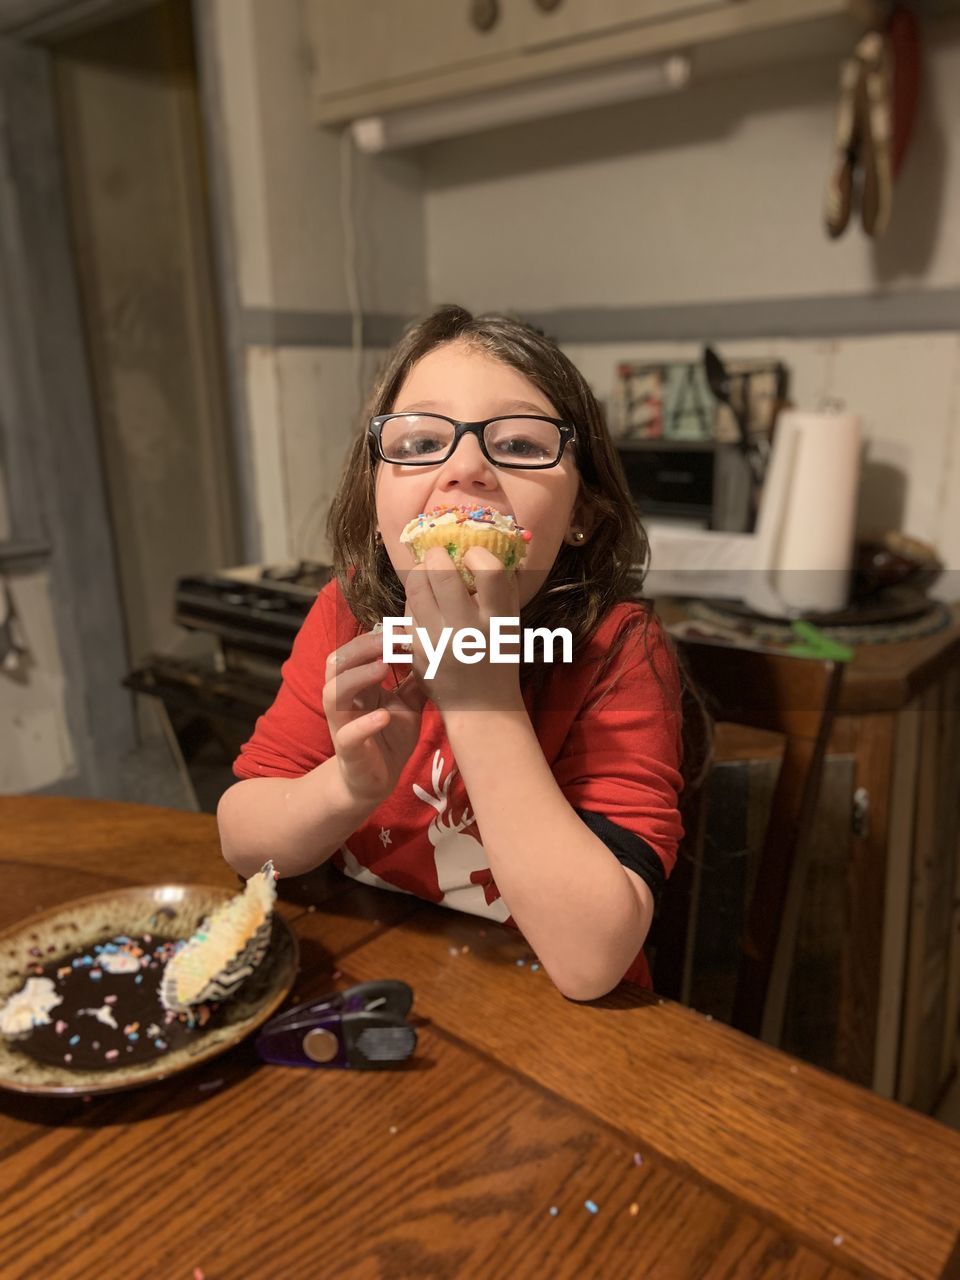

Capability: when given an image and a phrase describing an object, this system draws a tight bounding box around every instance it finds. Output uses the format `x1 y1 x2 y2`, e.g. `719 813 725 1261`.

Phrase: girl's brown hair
325 305 710 786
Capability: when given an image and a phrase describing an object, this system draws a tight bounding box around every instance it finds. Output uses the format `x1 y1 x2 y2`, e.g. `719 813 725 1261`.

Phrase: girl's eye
485 418 560 464
392 433 447 458
491 435 548 460
407 435 446 455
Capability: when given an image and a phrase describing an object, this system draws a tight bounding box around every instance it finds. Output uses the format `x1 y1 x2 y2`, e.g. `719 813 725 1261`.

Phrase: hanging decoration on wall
824 2 921 240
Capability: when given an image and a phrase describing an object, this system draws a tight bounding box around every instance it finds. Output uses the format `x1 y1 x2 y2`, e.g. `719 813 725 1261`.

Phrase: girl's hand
403 545 525 717
322 631 428 807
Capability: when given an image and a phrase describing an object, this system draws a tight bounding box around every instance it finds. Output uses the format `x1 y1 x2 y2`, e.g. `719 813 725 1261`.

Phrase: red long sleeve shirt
233 579 684 989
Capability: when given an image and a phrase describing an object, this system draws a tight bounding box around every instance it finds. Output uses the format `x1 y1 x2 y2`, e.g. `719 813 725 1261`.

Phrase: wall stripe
240 289 960 348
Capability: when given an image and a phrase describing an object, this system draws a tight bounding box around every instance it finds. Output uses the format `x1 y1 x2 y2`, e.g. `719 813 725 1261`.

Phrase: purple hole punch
255 979 417 1069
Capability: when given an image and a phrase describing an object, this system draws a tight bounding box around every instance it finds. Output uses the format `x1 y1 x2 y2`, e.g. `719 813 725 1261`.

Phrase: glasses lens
484 418 561 466
379 415 455 463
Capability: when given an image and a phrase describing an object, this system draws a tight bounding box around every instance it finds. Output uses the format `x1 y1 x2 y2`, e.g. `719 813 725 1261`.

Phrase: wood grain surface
2 797 957 1280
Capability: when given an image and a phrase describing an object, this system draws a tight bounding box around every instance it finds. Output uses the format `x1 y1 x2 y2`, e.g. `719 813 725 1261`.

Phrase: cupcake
160 862 278 1013
399 504 532 591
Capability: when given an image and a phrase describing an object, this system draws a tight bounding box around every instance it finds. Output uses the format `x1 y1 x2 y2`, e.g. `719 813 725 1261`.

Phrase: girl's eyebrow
395 399 555 416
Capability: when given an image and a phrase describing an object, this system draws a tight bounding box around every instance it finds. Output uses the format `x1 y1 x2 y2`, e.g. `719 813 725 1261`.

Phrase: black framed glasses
368 412 576 469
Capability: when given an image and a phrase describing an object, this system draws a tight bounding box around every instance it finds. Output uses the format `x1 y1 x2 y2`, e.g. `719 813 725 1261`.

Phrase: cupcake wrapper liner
407 526 527 588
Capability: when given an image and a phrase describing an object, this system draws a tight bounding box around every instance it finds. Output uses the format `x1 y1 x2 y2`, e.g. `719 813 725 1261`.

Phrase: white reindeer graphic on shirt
413 750 511 923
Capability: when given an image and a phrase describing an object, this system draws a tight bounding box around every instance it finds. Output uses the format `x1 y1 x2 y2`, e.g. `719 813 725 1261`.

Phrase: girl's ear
564 494 597 546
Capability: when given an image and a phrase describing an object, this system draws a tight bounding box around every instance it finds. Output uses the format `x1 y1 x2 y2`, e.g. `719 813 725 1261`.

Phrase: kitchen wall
205 5 960 581
200 0 426 565
420 20 960 577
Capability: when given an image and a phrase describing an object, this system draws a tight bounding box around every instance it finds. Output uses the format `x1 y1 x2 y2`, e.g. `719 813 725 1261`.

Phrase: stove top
174 562 334 661
217 561 333 595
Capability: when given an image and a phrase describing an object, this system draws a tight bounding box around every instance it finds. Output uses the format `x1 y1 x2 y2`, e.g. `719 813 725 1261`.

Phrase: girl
218 306 684 1001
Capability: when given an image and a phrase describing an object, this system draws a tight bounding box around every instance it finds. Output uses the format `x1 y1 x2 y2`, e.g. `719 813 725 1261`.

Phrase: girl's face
375 340 585 607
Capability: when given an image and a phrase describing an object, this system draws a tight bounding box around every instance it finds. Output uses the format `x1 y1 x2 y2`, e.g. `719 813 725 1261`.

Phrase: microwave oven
615 440 754 533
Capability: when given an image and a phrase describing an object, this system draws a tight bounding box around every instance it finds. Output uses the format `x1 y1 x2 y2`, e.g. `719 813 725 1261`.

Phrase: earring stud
572 530 585 543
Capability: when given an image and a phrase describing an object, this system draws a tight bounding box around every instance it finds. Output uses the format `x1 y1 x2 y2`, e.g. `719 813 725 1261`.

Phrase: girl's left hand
402 545 525 717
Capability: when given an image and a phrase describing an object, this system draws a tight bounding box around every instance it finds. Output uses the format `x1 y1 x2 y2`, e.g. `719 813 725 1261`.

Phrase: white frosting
78 1004 120 1030
399 505 526 545
0 976 63 1036
99 951 141 975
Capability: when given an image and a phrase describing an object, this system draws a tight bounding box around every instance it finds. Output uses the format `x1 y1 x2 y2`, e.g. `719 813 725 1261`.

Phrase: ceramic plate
0 883 298 1097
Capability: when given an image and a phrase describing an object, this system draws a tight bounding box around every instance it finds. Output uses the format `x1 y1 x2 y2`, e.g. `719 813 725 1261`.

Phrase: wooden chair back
649 637 844 1043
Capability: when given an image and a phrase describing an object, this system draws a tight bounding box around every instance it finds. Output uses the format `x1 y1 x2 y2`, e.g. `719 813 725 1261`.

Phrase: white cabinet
305 1 726 102
304 0 859 125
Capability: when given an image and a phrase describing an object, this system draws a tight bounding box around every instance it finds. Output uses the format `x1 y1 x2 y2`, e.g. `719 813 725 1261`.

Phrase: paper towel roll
753 409 862 614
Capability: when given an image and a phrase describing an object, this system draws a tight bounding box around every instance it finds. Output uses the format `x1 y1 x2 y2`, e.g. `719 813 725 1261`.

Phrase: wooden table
657 600 960 1108
3 797 960 1280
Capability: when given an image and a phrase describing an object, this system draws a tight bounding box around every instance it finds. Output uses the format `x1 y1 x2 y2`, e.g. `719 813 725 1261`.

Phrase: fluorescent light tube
351 53 692 153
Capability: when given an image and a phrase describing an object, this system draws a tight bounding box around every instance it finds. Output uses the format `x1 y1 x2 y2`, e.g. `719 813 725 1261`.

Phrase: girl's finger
421 546 475 629
404 562 444 636
334 706 390 758
325 631 389 682
463 547 517 623
323 659 388 730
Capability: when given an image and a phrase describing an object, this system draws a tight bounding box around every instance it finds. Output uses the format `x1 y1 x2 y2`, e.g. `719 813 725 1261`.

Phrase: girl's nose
437 432 496 488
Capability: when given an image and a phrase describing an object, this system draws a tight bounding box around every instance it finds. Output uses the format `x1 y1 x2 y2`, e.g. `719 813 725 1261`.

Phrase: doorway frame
0 0 251 797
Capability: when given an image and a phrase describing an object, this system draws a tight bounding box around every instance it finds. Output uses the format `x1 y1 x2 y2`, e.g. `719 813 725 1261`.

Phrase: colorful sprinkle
69 1035 80 1046
104 1049 119 1061
629 1203 639 1216
515 959 526 967
585 1200 599 1215
833 1235 844 1247
530 963 540 972
549 1206 558 1216
633 1152 643 1166
64 1054 72 1064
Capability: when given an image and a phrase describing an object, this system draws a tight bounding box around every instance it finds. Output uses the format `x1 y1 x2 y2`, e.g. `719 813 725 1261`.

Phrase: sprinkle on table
629 1203 640 1216
633 1152 643 1166
549 1206 558 1217
585 1200 599 1215
833 1235 844 1247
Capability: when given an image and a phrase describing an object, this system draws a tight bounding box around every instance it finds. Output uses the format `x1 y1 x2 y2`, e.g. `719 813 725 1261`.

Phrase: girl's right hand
322 631 428 808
